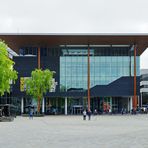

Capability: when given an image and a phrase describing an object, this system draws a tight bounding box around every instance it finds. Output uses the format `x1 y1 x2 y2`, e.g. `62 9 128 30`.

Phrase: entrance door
68 97 83 115
45 97 65 115
72 105 83 114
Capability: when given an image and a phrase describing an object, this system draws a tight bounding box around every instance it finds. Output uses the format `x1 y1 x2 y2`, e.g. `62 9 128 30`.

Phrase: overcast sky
0 0 148 68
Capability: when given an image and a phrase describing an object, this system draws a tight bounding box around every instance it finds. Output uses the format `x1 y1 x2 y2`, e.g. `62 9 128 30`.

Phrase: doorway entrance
67 97 84 115
45 97 65 115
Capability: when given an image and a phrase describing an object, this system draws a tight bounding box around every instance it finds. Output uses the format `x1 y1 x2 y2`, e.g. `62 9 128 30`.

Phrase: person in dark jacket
87 110 92 120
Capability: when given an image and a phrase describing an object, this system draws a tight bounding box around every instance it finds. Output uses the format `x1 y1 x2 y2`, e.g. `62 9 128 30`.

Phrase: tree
0 40 18 96
25 69 54 114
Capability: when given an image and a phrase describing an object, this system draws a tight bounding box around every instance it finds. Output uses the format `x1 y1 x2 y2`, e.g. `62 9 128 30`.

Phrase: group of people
83 109 98 120
0 107 8 117
0 108 4 117
121 108 127 115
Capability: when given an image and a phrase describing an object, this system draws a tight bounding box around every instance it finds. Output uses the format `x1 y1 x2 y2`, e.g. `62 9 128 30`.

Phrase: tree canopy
25 69 54 113
0 40 18 96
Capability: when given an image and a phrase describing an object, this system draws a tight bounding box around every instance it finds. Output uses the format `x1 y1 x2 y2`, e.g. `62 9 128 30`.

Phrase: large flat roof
0 34 148 55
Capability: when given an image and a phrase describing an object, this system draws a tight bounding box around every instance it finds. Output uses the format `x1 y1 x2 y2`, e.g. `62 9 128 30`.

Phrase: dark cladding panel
14 56 38 75
13 56 38 95
45 77 140 97
90 77 140 97
41 56 60 91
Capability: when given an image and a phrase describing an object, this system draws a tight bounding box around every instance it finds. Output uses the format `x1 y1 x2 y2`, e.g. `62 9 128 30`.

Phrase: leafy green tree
0 40 18 96
25 69 54 114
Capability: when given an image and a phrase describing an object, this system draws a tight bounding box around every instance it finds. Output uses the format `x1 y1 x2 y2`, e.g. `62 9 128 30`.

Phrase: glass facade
60 48 140 91
11 44 142 115
18 46 140 93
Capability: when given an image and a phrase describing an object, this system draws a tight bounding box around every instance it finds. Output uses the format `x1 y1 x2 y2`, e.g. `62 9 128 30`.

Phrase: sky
0 0 148 68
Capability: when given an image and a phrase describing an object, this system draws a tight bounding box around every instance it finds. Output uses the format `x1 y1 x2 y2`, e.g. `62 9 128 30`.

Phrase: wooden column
87 46 90 112
38 47 41 69
133 45 137 110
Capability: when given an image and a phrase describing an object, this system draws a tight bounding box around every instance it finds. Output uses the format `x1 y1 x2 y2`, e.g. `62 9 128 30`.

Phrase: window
60 48 139 91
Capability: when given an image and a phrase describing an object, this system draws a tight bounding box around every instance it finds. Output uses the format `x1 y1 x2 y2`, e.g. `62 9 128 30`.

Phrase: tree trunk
37 97 41 114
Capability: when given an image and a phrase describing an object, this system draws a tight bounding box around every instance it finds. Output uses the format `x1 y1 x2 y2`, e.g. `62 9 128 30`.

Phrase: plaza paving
0 115 148 148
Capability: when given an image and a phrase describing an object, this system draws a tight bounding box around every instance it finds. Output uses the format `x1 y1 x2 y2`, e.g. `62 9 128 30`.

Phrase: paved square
0 115 148 148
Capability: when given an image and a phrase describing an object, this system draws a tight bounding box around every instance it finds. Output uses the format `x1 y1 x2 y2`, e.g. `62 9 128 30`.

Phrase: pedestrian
0 109 2 117
109 108 112 115
124 108 127 114
29 108 33 119
2 107 5 116
83 110 87 120
121 108 124 115
94 109 97 115
88 110 92 120
94 109 98 120
131 109 133 114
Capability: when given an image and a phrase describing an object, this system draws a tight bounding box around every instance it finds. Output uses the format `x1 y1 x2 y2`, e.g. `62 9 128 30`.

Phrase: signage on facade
20 77 29 92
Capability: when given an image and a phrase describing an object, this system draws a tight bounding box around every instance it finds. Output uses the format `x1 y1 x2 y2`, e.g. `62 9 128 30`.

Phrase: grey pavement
0 115 148 148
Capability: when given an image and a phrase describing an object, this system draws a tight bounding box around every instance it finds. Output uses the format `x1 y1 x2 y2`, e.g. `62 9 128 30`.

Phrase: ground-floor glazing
20 96 139 115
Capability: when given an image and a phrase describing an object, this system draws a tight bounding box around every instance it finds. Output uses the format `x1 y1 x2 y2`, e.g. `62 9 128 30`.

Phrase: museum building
0 34 148 115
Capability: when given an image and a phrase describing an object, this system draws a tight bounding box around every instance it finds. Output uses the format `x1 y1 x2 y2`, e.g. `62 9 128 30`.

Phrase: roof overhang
0 33 148 55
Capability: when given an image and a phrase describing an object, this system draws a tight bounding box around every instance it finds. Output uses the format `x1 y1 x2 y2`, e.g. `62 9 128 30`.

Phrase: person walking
94 109 98 120
29 108 33 119
121 108 124 115
83 110 87 120
88 110 92 120
94 109 98 116
109 108 112 115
